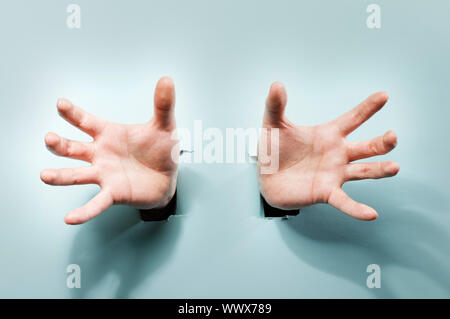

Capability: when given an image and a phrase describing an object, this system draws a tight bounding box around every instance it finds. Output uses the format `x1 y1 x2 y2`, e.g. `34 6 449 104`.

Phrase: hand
40 77 178 225
258 82 399 220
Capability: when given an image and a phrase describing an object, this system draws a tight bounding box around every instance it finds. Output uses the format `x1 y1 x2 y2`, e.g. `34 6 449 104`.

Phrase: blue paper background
1 0 449 297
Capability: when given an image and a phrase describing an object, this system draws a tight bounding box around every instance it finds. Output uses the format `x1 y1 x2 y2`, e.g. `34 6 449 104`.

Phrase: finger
334 91 389 136
263 82 287 127
45 132 94 162
153 76 176 130
347 130 397 161
64 190 113 225
40 167 98 186
345 161 400 181
57 98 105 137
328 188 378 220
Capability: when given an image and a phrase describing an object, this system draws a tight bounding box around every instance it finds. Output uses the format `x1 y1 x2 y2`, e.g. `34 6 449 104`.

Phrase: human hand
258 82 399 220
40 77 178 225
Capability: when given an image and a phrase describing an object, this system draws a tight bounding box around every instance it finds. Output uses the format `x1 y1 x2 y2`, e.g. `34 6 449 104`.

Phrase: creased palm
41 77 178 225
258 82 399 220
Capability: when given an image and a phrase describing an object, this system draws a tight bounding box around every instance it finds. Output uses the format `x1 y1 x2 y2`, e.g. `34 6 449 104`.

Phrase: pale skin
40 77 178 225
258 82 399 220
42 78 398 224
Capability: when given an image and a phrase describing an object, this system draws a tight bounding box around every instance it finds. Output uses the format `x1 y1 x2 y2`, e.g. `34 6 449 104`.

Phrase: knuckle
87 147 94 161
66 142 74 157
368 142 378 155
69 169 77 184
351 111 363 124
78 117 89 131
359 165 371 178
378 162 383 171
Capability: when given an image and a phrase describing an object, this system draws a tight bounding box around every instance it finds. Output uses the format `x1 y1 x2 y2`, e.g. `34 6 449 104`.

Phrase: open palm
258 82 399 220
41 77 178 225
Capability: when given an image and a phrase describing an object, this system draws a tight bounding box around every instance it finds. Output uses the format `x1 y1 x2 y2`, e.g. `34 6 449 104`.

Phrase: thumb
153 76 176 129
264 82 287 127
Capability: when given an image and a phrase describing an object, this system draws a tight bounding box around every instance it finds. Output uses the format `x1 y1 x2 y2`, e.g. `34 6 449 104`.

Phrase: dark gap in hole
140 190 177 221
261 195 300 218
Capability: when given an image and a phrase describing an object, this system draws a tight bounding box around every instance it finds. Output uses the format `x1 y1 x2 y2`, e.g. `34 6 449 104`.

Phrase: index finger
333 91 389 136
57 98 106 137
